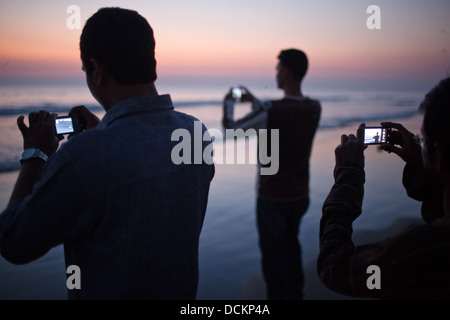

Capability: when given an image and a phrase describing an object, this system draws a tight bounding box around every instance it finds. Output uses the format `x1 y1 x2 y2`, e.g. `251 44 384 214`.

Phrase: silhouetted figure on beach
223 49 321 299
373 132 379 143
317 77 450 299
0 7 214 299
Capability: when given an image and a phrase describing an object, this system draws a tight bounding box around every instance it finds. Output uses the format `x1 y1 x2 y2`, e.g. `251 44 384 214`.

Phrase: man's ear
88 58 107 86
279 65 290 80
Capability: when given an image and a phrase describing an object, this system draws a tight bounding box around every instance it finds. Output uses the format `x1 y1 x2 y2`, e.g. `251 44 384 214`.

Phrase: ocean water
0 76 431 299
0 76 427 174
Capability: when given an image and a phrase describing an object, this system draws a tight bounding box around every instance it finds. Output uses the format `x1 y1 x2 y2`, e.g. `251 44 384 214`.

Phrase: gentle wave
0 105 103 117
0 93 421 174
0 95 354 117
0 111 420 174
0 102 226 117
0 162 20 174
318 109 420 129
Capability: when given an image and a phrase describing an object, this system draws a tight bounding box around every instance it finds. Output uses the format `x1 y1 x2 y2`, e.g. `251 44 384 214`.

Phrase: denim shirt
0 94 215 299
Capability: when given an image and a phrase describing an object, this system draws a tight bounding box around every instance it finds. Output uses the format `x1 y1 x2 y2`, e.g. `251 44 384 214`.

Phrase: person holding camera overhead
317 77 450 299
0 7 214 299
222 49 321 299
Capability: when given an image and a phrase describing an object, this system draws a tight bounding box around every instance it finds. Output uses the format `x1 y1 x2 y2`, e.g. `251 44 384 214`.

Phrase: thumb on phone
69 105 100 131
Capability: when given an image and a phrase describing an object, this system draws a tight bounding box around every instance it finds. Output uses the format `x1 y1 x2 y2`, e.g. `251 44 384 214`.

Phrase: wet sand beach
0 110 424 300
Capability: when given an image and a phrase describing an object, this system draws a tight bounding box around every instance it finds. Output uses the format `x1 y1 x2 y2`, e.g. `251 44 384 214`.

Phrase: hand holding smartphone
229 86 255 103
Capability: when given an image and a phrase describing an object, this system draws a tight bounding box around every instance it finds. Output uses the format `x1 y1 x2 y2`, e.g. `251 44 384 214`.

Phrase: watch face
22 149 37 159
21 148 48 163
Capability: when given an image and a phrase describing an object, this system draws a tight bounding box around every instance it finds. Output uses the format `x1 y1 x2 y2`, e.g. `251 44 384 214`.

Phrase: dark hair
80 7 157 85
419 77 450 162
278 49 308 81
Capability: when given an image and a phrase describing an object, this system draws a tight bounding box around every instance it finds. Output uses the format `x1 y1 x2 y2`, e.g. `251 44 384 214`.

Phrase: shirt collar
284 94 307 101
98 94 174 128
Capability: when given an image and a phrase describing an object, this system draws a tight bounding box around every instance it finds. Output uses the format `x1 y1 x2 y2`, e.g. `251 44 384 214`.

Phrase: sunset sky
0 0 449 84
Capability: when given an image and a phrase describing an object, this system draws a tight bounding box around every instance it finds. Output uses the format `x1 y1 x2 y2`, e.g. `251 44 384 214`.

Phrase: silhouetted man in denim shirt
0 8 214 299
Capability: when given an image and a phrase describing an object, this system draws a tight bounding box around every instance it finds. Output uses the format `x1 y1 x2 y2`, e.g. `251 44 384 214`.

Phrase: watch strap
20 148 49 164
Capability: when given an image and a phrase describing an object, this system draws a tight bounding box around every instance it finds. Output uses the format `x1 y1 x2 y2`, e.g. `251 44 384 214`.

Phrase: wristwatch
20 148 49 164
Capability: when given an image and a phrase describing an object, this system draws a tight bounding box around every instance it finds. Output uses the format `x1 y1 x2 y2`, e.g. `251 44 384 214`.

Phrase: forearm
322 164 365 218
318 165 396 298
222 99 235 128
8 159 46 207
222 98 268 130
9 111 59 207
0 153 93 264
318 205 357 293
318 164 367 295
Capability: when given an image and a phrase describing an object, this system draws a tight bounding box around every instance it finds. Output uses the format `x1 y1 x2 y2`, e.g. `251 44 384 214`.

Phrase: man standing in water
223 49 321 299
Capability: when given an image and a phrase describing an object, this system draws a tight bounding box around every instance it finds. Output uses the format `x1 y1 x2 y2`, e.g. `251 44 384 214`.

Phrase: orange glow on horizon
0 1 449 82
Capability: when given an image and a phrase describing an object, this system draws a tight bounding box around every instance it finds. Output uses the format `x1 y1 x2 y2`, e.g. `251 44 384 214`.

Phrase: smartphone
231 87 243 100
55 115 81 135
364 126 391 145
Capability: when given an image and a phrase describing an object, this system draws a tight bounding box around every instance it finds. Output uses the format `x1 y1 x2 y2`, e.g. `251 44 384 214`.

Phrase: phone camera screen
231 87 243 100
364 127 387 145
55 117 75 135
